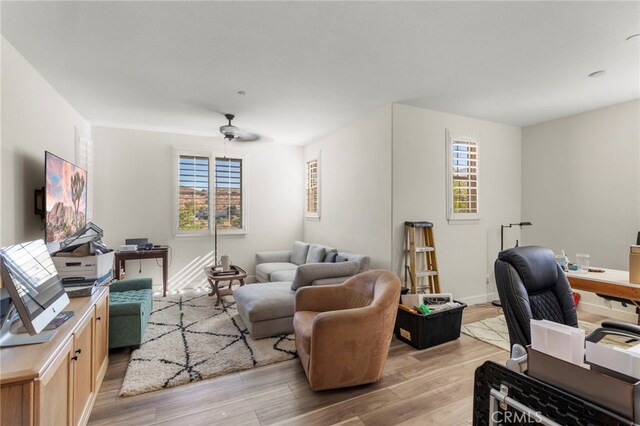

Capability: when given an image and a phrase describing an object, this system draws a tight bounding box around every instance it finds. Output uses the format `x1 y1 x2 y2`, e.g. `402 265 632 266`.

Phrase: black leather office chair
495 246 578 348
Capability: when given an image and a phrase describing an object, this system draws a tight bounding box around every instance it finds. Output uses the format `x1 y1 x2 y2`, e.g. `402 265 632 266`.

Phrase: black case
394 301 466 349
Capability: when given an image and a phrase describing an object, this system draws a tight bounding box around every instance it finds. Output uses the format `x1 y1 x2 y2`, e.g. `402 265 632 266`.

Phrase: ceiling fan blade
234 132 260 142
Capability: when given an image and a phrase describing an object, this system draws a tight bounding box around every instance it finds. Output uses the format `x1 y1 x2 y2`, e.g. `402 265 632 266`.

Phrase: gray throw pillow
305 244 326 264
291 241 310 265
324 250 337 262
336 254 349 263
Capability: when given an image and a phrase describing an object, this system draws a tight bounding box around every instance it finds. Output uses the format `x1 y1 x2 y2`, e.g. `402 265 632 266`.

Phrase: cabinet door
2 381 34 425
35 338 73 426
94 292 109 382
73 312 95 426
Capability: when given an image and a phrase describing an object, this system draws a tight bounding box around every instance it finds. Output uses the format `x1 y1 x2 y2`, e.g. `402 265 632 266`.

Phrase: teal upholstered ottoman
109 278 153 349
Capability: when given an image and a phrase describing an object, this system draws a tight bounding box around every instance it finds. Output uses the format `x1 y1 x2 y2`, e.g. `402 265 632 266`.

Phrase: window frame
446 130 480 222
75 127 93 221
172 148 214 237
213 152 248 235
305 152 321 219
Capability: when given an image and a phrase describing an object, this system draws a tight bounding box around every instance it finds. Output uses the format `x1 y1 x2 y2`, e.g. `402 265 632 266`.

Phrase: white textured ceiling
2 1 639 145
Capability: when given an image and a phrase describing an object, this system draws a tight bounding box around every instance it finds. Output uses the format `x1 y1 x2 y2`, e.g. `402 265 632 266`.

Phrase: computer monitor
0 240 69 345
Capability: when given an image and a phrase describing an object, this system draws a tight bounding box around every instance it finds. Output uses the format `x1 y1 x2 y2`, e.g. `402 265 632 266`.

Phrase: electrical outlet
486 275 490 285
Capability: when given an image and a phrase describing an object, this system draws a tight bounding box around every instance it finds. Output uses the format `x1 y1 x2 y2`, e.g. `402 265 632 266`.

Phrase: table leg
115 257 121 280
162 252 168 297
239 279 245 287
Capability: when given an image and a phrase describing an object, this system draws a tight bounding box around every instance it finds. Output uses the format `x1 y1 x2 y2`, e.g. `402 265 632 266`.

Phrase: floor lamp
492 221 533 307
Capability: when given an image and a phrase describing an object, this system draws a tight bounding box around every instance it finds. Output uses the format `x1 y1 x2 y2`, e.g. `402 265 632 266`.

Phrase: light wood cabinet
34 339 73 426
72 312 94 426
94 294 109 385
1 287 109 426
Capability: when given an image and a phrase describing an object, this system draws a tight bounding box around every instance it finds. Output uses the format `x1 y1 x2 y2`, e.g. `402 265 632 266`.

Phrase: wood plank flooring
88 303 607 426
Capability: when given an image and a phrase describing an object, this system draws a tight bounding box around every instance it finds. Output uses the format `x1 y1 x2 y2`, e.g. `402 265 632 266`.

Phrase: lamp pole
494 222 533 307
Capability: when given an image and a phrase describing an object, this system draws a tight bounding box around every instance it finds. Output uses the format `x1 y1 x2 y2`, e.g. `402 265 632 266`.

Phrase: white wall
303 105 393 269
392 103 522 304
522 100 640 320
1 37 91 246
92 126 304 291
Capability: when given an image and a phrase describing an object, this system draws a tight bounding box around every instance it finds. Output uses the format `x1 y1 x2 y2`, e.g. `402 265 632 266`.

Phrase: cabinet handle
71 356 78 361
96 317 101 321
75 349 82 354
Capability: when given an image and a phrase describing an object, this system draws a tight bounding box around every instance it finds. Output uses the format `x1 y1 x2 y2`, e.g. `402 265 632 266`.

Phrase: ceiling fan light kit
219 113 260 142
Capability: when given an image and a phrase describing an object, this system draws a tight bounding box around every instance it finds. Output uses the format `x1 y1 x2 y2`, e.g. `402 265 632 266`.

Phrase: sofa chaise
234 241 370 338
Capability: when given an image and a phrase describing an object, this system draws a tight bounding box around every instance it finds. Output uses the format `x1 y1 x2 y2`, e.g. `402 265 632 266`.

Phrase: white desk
566 268 640 302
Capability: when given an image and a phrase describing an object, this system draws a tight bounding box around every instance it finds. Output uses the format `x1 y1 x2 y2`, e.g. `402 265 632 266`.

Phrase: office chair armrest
585 320 640 343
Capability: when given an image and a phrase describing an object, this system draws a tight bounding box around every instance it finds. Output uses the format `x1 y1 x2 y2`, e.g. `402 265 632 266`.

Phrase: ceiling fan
219 113 260 142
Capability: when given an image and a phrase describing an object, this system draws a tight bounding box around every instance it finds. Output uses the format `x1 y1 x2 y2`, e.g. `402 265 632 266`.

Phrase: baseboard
458 292 498 306
576 301 638 323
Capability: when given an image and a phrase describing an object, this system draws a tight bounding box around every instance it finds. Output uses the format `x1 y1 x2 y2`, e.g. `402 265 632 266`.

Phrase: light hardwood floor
88 303 607 426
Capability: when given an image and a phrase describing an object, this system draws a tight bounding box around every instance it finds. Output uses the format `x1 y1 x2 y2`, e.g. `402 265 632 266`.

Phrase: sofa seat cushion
234 282 295 322
271 269 296 282
255 262 298 282
293 311 320 354
109 289 153 317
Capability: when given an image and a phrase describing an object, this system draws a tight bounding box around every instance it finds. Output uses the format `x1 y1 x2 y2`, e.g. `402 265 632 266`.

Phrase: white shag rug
119 293 296 397
461 315 631 352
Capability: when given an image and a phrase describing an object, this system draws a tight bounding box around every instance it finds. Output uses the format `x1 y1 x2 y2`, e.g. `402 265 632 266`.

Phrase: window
215 156 245 232
75 127 93 220
176 152 211 234
446 130 479 221
305 156 320 218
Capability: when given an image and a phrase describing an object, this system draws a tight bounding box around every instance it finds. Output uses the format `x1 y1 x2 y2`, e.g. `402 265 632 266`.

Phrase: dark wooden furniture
114 248 169 297
203 265 247 306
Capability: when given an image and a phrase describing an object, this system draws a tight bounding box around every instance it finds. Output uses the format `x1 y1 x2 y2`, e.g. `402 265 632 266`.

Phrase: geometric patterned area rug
461 315 629 352
119 294 296 397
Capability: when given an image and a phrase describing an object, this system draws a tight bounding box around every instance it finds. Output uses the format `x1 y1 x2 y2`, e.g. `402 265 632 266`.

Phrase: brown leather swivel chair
293 269 401 391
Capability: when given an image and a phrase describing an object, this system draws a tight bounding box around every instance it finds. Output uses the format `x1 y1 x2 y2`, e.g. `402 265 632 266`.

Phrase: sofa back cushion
306 244 328 264
291 241 311 265
337 252 371 273
291 260 360 290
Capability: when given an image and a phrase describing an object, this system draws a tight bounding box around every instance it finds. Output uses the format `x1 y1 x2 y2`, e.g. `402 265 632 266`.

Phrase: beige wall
303 105 393 269
522 100 640 321
1 37 90 246
392 104 522 303
92 126 304 291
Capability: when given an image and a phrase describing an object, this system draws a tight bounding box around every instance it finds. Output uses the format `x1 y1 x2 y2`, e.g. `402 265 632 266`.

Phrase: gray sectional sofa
234 241 370 338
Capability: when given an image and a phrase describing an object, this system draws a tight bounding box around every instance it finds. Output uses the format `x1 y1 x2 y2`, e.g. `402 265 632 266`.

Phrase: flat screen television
45 151 87 243
0 239 69 346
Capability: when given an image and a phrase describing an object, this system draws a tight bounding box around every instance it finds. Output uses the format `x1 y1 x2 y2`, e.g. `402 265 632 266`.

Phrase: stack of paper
586 341 640 379
531 319 589 368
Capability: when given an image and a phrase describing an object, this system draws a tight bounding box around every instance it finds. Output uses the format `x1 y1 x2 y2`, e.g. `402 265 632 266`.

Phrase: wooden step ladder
404 221 441 294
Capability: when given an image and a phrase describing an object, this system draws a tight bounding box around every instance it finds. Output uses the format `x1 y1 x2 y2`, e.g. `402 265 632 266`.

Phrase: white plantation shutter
306 158 319 217
447 131 479 221
75 129 93 220
178 155 210 232
215 157 244 231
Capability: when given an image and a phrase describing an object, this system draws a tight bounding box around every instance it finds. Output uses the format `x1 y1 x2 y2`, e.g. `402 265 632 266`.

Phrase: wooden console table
115 248 169 296
0 286 109 426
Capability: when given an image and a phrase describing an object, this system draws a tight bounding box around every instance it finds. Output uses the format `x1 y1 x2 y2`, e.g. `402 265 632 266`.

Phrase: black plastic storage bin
394 301 467 350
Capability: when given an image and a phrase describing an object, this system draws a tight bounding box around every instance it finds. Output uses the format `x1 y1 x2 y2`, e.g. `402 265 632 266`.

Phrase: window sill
173 230 248 239
447 218 481 225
